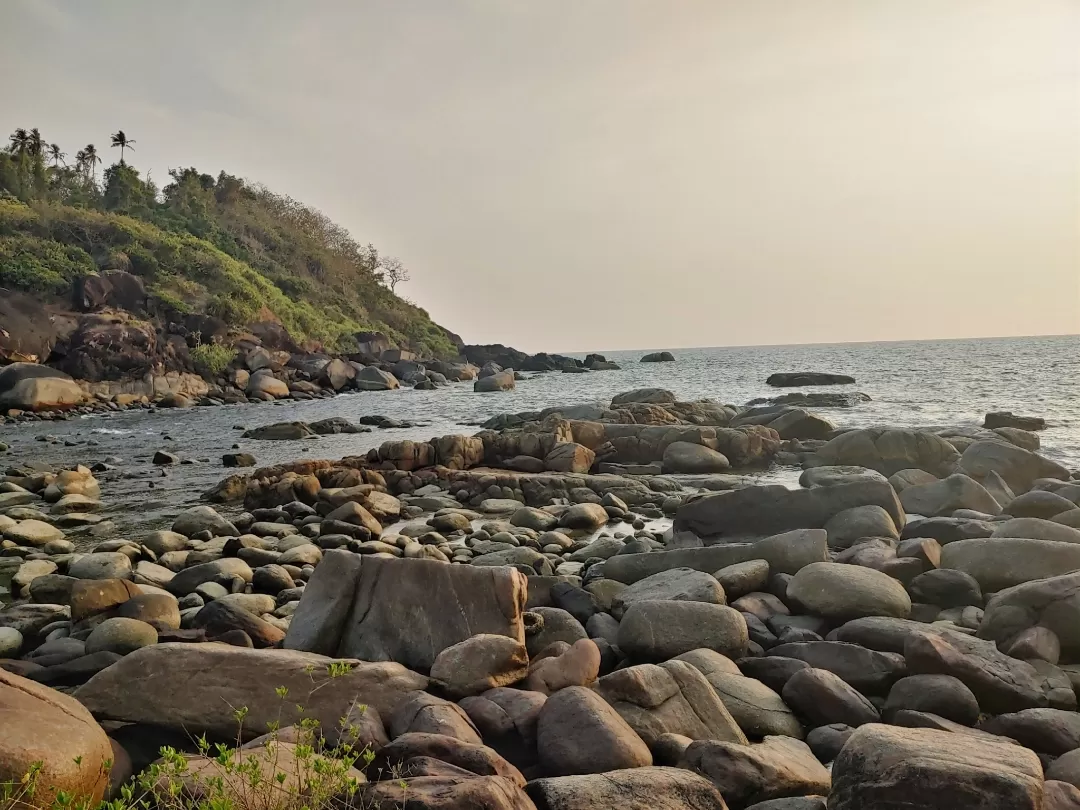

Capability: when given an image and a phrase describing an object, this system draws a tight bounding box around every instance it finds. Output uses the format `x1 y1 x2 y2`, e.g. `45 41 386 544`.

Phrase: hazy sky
3 1 1078 353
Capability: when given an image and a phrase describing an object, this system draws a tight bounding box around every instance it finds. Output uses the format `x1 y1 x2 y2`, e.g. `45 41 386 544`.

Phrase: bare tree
379 256 411 294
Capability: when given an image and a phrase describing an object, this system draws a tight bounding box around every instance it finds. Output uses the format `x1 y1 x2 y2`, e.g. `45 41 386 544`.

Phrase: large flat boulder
674 482 903 540
285 555 527 673
828 724 1043 809
524 767 727 810
1 669 113 807
808 427 960 477
940 538 1080 591
603 529 828 584
0 363 85 411
958 440 1069 494
75 643 427 741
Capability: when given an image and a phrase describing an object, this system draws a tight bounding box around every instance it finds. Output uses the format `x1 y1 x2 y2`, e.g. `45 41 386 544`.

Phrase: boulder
171 505 239 538
285 556 527 673
2 519 64 547
246 370 289 398
662 442 731 473
321 357 355 390
0 670 113 806
904 628 1065 713
767 372 854 387
822 505 898 548
704 672 804 739
991 518 1080 544
0 363 84 411
674 482 904 540
75 643 427 741
640 352 676 362
1008 490 1077 519
242 421 317 440
883 674 980 725
353 365 400 390
899 473 1003 517
980 708 1080 756
85 617 158 655
782 668 880 728
618 601 748 661
613 568 726 616
768 641 907 695
978 572 1080 659
544 442 596 474
612 388 676 406
523 638 600 695
828 724 1043 809
603 529 828 584
474 370 516 392
536 686 652 775
594 660 748 746
681 736 831 807
525 767 728 810
389 690 482 743
908 569 982 608
787 562 911 620
429 634 529 699
361 773 532 809
808 428 960 477
940 538 1080 591
958 440 1069 493
558 503 609 532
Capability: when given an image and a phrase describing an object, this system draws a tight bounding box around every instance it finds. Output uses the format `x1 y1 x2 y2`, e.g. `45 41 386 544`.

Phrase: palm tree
110 130 135 163
28 128 43 158
82 144 101 183
48 144 65 167
8 128 29 156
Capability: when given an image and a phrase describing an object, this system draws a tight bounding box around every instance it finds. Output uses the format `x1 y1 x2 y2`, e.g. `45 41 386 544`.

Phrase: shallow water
1 334 1077 538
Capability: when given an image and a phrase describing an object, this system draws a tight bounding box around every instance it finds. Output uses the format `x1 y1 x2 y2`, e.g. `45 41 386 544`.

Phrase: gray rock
898 473 1003 517
714 560 770 600
940 537 1080 591
171 505 238 538
823 505 899 548
617 601 748 661
787 562 911 620
85 617 158 655
809 427 960 477
524 767 726 810
705 672 804 739
613 568 725 616
883 674 980 725
769 641 907 695
675 482 904 540
782 668 880 727
662 442 730 474
828 724 1043 810
166 558 253 596
68 552 133 581
958 439 1069 494
536 686 652 775
991 517 1080 544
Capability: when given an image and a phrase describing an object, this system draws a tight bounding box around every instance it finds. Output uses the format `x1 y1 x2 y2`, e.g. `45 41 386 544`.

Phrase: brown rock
536 686 652 775
430 634 529 699
681 735 830 807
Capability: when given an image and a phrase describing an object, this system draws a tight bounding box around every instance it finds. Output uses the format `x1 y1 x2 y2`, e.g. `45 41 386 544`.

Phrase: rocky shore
3 384 1080 809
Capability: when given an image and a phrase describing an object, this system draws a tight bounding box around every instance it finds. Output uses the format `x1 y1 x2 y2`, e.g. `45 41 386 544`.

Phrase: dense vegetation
0 127 459 357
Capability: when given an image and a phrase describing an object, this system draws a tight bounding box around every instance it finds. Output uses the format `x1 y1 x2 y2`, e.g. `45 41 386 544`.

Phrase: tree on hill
110 130 135 163
379 255 411 293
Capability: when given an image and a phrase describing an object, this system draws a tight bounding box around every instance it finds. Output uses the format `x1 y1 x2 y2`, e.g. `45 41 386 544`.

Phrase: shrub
190 341 237 378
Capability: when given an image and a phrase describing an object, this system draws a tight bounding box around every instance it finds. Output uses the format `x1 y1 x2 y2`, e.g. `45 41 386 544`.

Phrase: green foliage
0 677 387 810
0 128 460 357
190 341 236 377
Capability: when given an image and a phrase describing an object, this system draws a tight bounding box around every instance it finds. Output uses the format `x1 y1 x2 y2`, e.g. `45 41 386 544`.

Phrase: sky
3 1 1078 354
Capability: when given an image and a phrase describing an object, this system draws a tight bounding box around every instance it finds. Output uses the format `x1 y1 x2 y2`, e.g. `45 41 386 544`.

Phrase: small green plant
1 666 387 810
190 338 236 378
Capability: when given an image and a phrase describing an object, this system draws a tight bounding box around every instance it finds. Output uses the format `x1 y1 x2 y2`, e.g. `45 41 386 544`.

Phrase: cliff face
0 162 463 377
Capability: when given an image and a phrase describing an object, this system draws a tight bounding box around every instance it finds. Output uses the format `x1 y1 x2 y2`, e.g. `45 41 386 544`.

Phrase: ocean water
1 334 1077 537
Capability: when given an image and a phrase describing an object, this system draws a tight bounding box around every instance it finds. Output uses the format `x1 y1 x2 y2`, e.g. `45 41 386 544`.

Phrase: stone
980 708 1080 755
430 634 529 698
70 578 141 622
0 669 112 806
0 627 23 657
705 672 805 739
474 369 516 392
191 599 285 648
681 736 831 808
354 365 399 390
510 507 558 532
69 552 133 581
287 556 526 673
828 724 1044 810
3 518 63 547
1047 749 1080 787
823 505 898 548
526 608 588 656
142 530 188 556
545 442 596 474
612 387 676 405
768 641 907 695
959 439 1069 493
167 558 253 595
883 674 980 725
171 505 238 538
714 560 771 600
787 562 911 620
373 732 523 784
888 468 939 492
899 473 1003 517
940 538 1080 591
523 638 600 694
1008 490 1078 519
1046 781 1080 810
908 568 982 608
558 503 609 532
594 660 748 746
85 617 158 655
116 593 181 631
662 442 731 473
675 482 904 540
992 517 1080 544
361 773 532 809
782 668 880 727
390 691 482 743
618 601 748 661
904 628 1061 714
0 363 84 411
524 767 727 810
535 686 652 775
75 643 427 740
809 428 960 477
613 568 726 616
978 572 1080 659
604 529 828 584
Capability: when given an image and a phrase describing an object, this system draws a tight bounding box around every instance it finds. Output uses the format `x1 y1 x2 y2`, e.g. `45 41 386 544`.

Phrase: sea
1 334 1077 538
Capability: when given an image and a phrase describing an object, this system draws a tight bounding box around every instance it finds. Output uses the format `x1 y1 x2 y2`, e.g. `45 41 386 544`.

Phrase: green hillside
0 127 459 357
